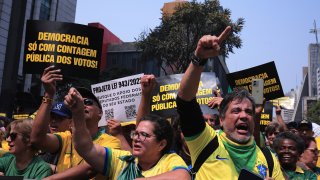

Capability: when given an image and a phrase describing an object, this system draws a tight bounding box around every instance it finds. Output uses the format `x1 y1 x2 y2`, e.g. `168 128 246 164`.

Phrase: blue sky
76 0 320 93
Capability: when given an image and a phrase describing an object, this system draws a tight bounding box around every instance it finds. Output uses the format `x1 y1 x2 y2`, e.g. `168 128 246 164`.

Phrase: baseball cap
76 87 102 109
51 102 72 118
298 120 313 130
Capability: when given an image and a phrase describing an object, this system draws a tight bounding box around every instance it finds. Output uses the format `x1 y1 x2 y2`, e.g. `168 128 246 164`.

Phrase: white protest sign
91 73 143 126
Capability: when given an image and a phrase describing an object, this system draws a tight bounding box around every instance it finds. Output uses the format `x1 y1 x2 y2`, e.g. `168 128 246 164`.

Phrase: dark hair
169 115 182 152
265 122 284 135
219 88 255 118
76 87 102 109
0 116 11 128
140 114 173 155
286 121 298 129
304 136 316 150
273 131 305 154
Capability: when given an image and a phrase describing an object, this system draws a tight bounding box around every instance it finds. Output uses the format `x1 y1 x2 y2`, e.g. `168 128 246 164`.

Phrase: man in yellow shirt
176 26 284 179
31 66 120 179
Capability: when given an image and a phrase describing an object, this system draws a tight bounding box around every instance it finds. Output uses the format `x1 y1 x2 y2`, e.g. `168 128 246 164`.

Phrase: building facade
317 67 320 99
292 73 308 122
308 44 320 96
88 22 123 73
107 42 160 77
106 43 230 95
0 0 77 117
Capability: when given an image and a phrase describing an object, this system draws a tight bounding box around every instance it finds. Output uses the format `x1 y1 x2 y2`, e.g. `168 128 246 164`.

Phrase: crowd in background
0 26 319 179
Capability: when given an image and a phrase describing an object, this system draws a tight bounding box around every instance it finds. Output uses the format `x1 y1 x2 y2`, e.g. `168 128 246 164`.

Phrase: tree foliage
136 0 244 75
306 100 320 124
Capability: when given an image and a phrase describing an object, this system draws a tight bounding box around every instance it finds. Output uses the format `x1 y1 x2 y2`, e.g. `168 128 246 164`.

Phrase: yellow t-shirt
315 136 320 168
55 131 121 173
185 124 284 180
1 140 9 151
0 140 9 157
104 148 188 180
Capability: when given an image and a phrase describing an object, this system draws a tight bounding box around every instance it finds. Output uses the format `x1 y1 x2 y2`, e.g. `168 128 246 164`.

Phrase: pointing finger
218 26 231 44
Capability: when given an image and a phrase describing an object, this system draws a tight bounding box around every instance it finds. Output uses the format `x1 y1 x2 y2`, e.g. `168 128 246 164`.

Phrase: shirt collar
295 166 305 174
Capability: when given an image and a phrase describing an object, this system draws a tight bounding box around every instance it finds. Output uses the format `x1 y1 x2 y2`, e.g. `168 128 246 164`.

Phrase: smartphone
251 79 264 105
238 169 263 180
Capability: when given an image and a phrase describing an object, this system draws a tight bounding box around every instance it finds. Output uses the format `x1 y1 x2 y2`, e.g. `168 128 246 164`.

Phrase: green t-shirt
284 166 317 180
0 153 52 179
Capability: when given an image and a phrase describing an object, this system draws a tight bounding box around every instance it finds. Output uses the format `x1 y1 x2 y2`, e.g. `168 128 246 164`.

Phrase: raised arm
136 74 156 125
208 89 223 109
30 66 62 153
64 88 106 173
176 27 231 137
254 104 264 147
275 105 288 131
178 26 231 101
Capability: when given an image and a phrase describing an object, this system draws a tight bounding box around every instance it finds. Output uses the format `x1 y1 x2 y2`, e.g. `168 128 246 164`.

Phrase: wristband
42 96 53 103
191 53 208 66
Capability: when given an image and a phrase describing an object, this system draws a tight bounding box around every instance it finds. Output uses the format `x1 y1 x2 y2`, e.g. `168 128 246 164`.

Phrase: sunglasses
207 118 214 122
6 132 22 141
83 99 94 106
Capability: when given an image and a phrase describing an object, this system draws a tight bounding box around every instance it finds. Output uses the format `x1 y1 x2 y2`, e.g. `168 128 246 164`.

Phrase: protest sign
259 101 273 132
269 96 295 110
226 61 284 100
23 20 103 80
91 74 143 126
151 72 220 118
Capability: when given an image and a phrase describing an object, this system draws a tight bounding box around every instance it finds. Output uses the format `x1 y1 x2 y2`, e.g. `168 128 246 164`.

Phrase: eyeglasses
306 148 319 154
6 132 22 141
83 99 94 106
130 131 156 142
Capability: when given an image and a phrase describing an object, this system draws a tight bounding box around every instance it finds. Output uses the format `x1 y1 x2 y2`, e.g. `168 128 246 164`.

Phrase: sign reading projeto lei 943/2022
23 20 103 80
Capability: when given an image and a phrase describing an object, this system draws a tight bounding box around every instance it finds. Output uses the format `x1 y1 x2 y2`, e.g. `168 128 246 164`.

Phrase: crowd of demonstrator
0 26 319 180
